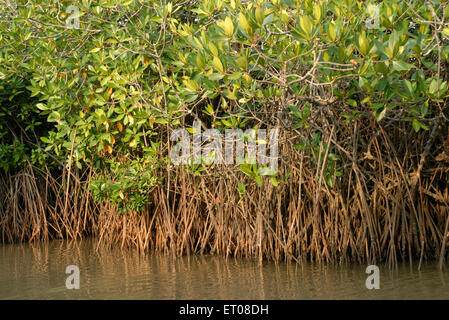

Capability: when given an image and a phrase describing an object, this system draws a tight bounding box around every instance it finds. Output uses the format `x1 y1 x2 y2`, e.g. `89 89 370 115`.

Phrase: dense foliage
1 0 448 213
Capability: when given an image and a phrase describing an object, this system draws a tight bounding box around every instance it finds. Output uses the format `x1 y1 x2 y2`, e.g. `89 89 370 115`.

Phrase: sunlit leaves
220 16 234 37
1 0 448 195
298 15 313 40
357 32 370 57
212 56 224 73
238 12 252 35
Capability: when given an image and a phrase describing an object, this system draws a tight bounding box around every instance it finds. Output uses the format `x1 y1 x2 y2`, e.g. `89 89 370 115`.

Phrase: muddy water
0 240 448 299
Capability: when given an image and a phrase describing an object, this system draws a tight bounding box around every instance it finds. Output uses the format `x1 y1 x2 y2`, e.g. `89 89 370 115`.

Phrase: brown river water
0 239 448 299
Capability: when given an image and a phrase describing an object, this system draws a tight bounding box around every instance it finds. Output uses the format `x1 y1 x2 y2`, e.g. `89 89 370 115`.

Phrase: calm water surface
0 240 448 299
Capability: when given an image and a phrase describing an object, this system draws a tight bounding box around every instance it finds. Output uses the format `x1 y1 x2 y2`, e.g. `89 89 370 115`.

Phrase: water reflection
0 240 448 299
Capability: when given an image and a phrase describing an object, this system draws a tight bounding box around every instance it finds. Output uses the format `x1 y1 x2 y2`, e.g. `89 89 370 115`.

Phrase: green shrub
1 0 448 211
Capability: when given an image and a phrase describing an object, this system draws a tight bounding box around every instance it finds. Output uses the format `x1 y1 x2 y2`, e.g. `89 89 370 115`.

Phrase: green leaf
236 56 248 70
183 79 199 92
412 119 428 132
129 139 137 148
325 175 333 187
239 12 251 35
412 119 421 132
392 60 414 72
227 72 242 80
213 56 224 73
47 111 61 122
208 73 224 81
358 32 370 56
374 106 387 121
222 16 234 37
203 104 214 115
313 4 322 21
208 42 218 56
443 27 449 37
255 7 264 25
328 22 336 41
403 80 414 97
263 14 274 26
238 182 246 194
221 119 232 127
346 99 357 107
299 15 313 39
36 103 48 111
429 79 438 95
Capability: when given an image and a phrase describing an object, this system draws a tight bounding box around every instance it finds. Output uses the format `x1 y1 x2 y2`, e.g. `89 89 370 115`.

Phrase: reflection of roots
1 114 449 267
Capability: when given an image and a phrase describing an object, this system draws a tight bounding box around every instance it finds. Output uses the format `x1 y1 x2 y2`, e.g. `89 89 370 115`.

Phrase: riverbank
1 135 449 268
1 0 449 268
